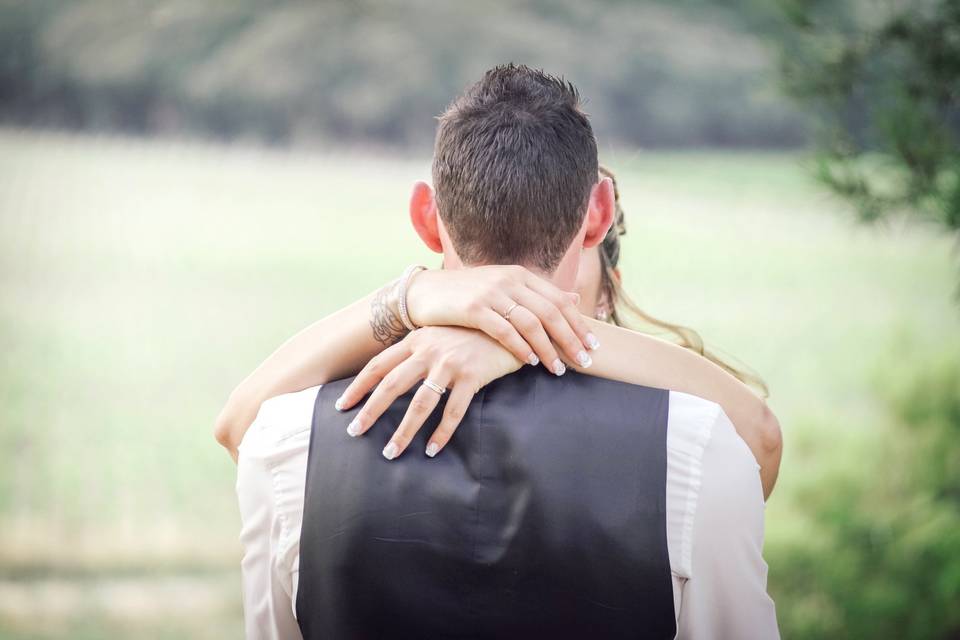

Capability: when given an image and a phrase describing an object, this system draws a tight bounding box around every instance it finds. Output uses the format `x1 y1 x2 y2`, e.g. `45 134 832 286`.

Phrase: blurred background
1 0 958 638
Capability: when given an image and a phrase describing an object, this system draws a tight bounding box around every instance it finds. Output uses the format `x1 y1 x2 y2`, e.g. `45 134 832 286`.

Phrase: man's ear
582 177 616 249
409 181 443 253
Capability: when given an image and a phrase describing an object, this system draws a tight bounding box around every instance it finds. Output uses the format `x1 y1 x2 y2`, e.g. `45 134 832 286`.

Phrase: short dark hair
432 64 599 272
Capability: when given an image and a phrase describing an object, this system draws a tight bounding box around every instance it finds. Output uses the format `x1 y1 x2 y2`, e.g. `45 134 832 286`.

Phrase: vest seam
468 384 488 623
295 384 327 634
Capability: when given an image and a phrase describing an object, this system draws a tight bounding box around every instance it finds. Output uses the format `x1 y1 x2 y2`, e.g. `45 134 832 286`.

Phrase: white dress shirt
236 385 779 639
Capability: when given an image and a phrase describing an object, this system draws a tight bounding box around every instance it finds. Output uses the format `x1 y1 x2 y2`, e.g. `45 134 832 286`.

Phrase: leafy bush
769 352 960 639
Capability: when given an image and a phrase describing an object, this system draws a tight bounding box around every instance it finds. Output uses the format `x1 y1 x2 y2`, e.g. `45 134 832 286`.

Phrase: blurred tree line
0 0 809 149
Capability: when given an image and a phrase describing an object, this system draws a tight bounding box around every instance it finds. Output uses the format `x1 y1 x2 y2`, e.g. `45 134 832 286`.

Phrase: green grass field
0 129 957 638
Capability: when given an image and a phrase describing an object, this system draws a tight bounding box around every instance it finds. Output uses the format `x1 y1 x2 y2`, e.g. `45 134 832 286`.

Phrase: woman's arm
213 293 382 460
214 267 592 460
339 321 783 499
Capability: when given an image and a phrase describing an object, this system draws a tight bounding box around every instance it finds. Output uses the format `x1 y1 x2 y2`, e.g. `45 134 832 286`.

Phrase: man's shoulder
663 390 762 582
665 390 724 456
666 389 758 468
668 390 724 426
237 385 322 459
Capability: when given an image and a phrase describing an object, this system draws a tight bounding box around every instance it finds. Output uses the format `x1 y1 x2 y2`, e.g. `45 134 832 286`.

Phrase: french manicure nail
527 353 540 366
426 442 440 457
335 397 345 411
552 359 566 376
586 333 600 350
382 442 400 460
576 350 592 368
347 418 362 437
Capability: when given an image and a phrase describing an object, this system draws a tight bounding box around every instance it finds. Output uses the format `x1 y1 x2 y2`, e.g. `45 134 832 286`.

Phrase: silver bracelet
396 264 427 331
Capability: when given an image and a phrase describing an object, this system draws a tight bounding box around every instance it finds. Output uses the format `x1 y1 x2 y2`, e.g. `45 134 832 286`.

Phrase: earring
595 305 609 321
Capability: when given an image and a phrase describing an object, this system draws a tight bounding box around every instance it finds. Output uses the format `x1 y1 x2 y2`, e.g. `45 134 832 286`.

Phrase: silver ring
502 302 520 320
422 379 446 395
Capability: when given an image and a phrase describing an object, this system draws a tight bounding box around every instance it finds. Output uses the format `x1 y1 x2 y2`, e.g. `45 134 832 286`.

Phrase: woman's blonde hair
597 165 769 397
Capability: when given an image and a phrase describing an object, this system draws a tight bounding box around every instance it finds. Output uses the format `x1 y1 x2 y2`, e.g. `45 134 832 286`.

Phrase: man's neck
445 252 580 292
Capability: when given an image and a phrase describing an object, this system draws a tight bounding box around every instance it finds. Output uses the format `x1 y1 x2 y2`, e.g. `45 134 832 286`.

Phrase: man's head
410 64 614 288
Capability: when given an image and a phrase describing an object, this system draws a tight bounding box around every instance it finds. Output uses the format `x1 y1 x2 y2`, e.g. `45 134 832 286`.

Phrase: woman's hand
405 265 598 375
334 326 521 460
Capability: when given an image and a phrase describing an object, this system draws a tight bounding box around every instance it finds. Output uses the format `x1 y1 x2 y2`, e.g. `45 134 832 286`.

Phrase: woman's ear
582 177 616 249
409 181 443 253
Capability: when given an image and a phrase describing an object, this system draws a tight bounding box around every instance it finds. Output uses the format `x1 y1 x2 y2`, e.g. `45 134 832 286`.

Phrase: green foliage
768 353 960 639
772 9 960 632
777 0 960 235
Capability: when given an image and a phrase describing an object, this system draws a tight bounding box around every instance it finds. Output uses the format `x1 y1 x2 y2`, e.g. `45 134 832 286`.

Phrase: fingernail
426 442 440 457
576 350 592 368
527 353 540 366
552 359 566 376
382 442 400 460
335 397 344 411
570 292 581 305
347 418 362 437
586 333 600 350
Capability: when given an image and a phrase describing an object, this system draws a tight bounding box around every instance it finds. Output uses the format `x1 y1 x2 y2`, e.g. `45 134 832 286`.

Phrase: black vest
296 366 675 639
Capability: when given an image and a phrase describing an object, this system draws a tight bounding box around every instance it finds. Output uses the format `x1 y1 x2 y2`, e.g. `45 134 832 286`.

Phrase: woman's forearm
581 318 783 499
213 264 592 462
214 292 387 460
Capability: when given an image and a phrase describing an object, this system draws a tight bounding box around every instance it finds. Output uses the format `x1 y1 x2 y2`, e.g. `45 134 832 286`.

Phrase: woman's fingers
336 341 412 411
474 308 539 366
347 357 425 437
425 381 476 457
461 267 594 370
524 275 598 352
513 287 591 370
501 302 565 375
381 369 452 460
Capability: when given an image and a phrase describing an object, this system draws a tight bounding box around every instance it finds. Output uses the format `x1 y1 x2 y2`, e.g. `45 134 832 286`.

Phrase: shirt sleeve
236 387 318 640
675 407 780 640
